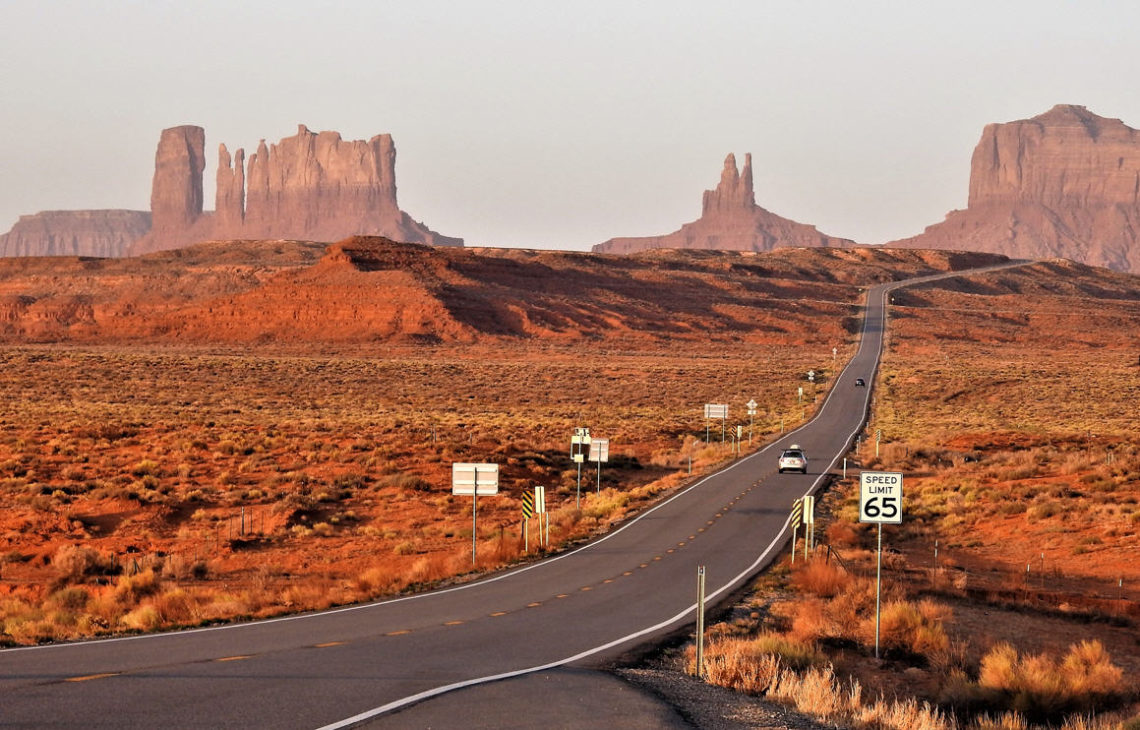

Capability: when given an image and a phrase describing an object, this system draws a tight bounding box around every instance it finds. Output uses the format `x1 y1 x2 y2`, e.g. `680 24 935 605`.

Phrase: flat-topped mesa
0 210 151 257
594 153 854 254
891 104 1140 273
970 104 1140 208
127 124 461 255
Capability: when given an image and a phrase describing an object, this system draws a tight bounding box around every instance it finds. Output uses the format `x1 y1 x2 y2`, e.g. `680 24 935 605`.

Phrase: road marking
603 579 613 584
639 563 648 568
490 611 507 617
556 594 568 599
216 655 251 662
622 571 632 576
580 586 592 592
386 630 410 636
65 672 119 682
653 556 662 561
677 542 686 547
527 602 542 607
314 642 344 648
444 621 464 626
666 549 675 554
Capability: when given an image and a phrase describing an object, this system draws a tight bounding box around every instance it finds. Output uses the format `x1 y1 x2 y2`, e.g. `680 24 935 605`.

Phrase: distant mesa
0 124 461 258
889 104 1140 273
592 153 856 254
0 210 151 258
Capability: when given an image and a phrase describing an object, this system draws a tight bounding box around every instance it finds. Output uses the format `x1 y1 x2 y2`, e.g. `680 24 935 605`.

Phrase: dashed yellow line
65 672 120 682
666 549 675 554
556 594 569 599
528 602 542 607
444 620 464 626
622 571 633 576
386 630 410 636
580 586 593 592
603 579 614 584
216 655 251 662
639 563 649 568
490 611 508 617
314 641 344 648
653 556 662 561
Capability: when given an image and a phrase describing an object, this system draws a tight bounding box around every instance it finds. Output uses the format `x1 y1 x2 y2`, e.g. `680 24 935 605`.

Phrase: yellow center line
689 535 696 540
653 556 662 561
65 672 120 682
216 655 251 662
677 542 686 546
603 579 614 584
639 563 649 568
623 571 633 576
444 620 464 626
314 641 344 648
666 549 675 554
556 594 569 598
580 586 592 591
698 527 706 532
528 602 542 607
386 630 410 636
490 611 508 617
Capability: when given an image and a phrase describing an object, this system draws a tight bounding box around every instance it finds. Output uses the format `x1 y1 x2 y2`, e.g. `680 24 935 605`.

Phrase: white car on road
778 445 807 474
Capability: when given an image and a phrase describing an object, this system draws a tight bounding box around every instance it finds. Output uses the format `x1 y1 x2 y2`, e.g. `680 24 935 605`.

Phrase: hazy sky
3 1 1139 250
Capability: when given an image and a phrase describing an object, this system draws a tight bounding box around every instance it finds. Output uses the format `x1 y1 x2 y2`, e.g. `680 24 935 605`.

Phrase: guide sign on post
452 463 499 565
535 485 548 546
590 438 609 495
703 403 728 443
859 470 904 659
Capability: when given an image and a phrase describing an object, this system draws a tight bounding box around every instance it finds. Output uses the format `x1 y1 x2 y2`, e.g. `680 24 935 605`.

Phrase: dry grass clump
971 641 1124 721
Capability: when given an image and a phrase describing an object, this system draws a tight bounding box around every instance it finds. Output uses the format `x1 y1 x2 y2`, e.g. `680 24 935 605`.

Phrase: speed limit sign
859 471 903 524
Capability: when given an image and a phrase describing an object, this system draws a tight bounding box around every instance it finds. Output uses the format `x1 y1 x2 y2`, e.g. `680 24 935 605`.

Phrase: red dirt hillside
0 237 1009 347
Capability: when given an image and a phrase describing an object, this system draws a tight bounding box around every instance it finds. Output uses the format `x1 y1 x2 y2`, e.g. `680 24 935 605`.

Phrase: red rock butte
0 125 461 258
889 104 1140 273
592 153 855 254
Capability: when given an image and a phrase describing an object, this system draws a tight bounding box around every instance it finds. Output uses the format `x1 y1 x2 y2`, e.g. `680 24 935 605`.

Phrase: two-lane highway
0 264 1024 728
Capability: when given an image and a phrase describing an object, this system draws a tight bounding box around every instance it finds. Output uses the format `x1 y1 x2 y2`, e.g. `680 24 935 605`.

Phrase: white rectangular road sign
803 494 815 524
704 403 728 419
859 471 903 524
589 438 609 463
451 463 500 495
534 485 546 513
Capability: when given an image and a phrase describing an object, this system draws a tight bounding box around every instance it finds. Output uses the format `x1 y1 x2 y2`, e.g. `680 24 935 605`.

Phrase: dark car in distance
854 378 866 387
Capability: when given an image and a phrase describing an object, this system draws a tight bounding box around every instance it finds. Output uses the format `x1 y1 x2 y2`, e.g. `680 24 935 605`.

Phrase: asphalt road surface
0 265 1020 728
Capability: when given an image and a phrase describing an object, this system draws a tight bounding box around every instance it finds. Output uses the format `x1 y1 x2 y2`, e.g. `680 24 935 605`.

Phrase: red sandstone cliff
593 153 855 254
128 124 461 255
889 105 1140 272
0 210 151 258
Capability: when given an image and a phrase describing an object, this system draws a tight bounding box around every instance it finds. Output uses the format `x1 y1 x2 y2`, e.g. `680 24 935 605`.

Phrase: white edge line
317 511 797 730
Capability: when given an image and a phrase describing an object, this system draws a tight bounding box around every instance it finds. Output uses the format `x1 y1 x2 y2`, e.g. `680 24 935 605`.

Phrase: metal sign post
535 485 548 546
590 438 609 494
859 470 904 659
789 499 803 563
451 463 500 565
571 428 590 508
746 399 757 444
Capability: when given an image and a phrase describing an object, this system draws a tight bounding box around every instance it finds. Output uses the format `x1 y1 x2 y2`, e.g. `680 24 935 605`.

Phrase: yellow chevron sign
522 491 534 519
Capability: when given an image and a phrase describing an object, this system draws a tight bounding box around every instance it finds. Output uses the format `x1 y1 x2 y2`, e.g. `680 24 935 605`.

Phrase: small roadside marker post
695 566 706 678
789 499 803 564
535 485 548 546
859 470 904 659
803 494 815 554
746 399 757 444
